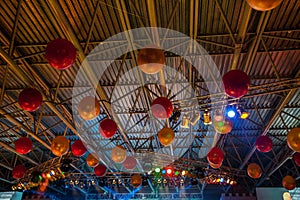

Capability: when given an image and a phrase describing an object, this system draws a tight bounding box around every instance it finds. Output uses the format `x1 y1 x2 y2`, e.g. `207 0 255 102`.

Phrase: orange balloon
111 145 126 163
282 175 296 190
51 136 69 157
137 45 165 74
86 153 99 167
78 96 100 120
131 174 142 188
213 118 233 134
247 163 262 179
246 0 283 11
158 127 175 146
287 128 300 152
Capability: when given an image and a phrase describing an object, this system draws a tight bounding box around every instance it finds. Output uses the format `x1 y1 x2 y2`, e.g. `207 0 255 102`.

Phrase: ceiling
0 0 299 199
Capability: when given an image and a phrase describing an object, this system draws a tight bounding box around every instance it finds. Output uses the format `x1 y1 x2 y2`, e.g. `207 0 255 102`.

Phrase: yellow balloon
51 136 69 157
78 96 100 120
287 128 300 152
86 153 99 167
131 174 142 188
158 127 175 146
111 145 126 163
247 163 262 179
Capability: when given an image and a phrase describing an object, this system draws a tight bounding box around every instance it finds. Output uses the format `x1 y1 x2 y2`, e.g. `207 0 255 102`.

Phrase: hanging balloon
51 136 69 157
207 147 224 165
247 163 262 179
255 135 273 153
293 152 300 167
86 154 99 167
137 45 165 74
15 137 33 155
282 175 296 190
151 97 173 119
78 96 101 120
45 38 77 70
222 70 250 98
94 164 107 177
60 158 72 172
123 156 137 170
99 118 118 139
287 128 300 152
213 118 233 134
12 165 26 179
18 88 43 112
131 174 142 188
158 127 175 146
71 140 87 157
111 145 127 163
246 0 283 11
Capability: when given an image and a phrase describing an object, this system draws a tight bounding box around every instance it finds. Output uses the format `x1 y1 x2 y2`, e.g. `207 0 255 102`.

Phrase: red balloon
18 88 43 112
255 135 273 153
282 175 296 190
45 38 77 70
12 165 26 179
293 152 300 167
123 156 137 170
15 137 33 155
222 70 250 98
99 119 118 139
71 140 87 157
151 97 173 119
207 147 224 165
94 164 107 177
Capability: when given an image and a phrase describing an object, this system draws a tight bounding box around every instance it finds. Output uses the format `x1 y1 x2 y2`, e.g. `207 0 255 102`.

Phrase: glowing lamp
247 163 262 179
137 45 165 74
181 170 187 176
154 168 161 173
78 96 100 121
71 140 87 157
287 128 300 152
246 0 283 11
99 118 118 138
203 110 212 125
222 70 250 98
12 165 26 179
151 97 173 119
181 115 189 128
18 88 43 112
282 175 296 190
51 136 69 157
166 168 173 175
158 127 175 146
45 38 77 70
255 135 273 153
238 107 250 119
15 137 33 155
